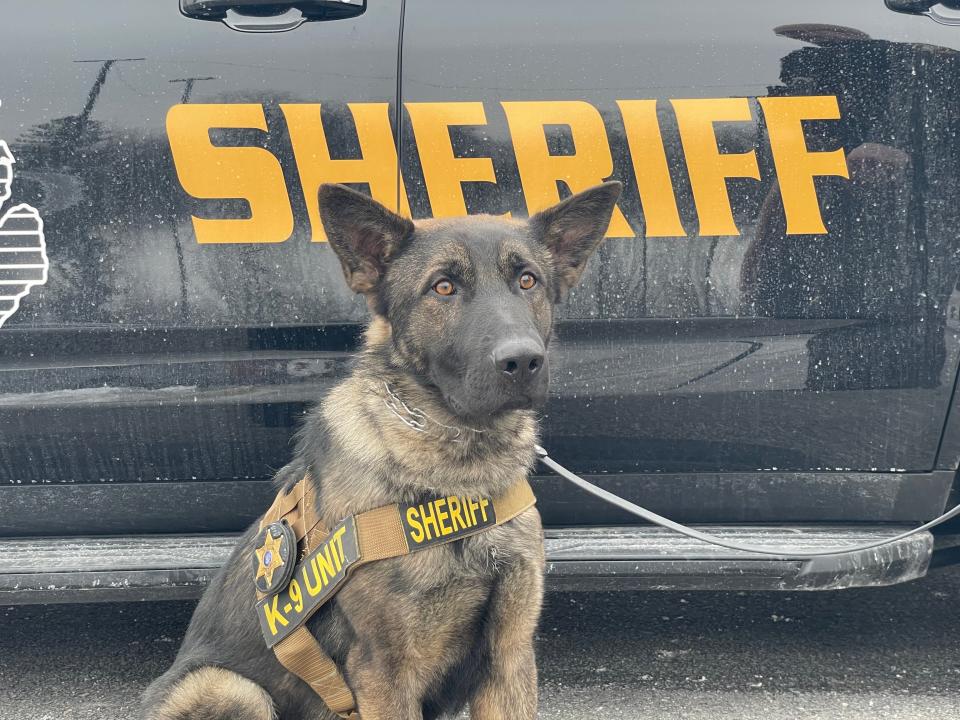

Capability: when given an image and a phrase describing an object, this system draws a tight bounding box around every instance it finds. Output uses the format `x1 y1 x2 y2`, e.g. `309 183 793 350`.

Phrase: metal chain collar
379 381 485 443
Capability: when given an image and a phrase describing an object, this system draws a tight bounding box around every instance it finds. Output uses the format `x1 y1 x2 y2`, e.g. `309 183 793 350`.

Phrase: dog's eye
433 279 456 296
519 272 537 290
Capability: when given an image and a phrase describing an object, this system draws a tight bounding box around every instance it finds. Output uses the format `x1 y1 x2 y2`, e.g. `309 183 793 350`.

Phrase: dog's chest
339 518 532 666
397 519 528 592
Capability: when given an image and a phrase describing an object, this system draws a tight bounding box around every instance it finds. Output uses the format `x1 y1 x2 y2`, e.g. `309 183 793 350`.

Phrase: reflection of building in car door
401 2 960 478
741 24 960 391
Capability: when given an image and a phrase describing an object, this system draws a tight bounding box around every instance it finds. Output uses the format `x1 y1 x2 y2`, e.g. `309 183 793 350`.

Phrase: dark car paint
0 1 959 537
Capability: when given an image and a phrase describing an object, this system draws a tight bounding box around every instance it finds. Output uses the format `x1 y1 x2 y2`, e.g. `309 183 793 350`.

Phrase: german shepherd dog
141 180 622 720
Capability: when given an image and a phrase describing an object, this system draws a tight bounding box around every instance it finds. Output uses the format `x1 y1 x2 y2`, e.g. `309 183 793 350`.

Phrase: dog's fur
141 180 622 720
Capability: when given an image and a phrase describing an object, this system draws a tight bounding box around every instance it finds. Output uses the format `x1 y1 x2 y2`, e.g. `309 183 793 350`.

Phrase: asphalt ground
2 565 959 720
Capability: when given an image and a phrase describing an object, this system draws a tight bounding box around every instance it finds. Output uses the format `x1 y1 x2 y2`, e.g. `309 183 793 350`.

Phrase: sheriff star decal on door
0 130 48 328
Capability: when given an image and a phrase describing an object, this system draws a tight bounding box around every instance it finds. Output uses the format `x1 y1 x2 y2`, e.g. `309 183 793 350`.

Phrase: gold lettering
435 498 451 536
501 100 632 237
447 496 465 532
617 99 686 237
262 595 289 636
281 102 411 242
467 498 480 526
671 98 760 236
330 525 348 569
303 558 323 597
169 97 849 246
758 95 849 235
166 104 293 244
478 498 490 523
406 507 425 544
420 502 440 542
405 102 500 218
288 579 303 613
315 544 336 584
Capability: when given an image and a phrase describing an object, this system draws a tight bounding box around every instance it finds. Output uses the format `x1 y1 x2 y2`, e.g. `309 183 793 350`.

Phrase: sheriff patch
252 520 296 595
257 515 360 647
400 494 497 549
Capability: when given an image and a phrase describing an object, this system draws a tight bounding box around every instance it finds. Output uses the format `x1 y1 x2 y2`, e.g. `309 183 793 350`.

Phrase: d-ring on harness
252 474 537 719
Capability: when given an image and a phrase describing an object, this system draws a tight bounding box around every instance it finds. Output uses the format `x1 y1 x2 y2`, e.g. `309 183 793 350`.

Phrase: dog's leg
470 522 545 720
346 655 423 720
142 666 275 720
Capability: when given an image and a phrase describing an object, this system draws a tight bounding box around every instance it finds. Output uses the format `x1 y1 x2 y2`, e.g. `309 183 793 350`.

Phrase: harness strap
355 503 410 561
273 627 359 719
262 476 323 542
258 480 359 719
355 479 537 562
254 475 536 720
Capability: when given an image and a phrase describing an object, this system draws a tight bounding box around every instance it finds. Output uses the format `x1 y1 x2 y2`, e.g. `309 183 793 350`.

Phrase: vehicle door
398 0 960 524
0 0 402 535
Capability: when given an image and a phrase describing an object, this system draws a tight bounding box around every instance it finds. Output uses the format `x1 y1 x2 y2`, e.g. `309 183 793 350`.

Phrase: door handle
180 0 365 33
886 0 960 25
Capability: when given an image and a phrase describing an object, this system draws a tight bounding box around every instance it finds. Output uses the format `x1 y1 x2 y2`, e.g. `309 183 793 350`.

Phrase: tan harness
253 474 537 719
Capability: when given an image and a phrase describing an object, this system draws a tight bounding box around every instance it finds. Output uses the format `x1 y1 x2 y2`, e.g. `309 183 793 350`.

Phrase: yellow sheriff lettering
406 102 500 218
167 96 847 244
617 99 686 237
758 95 849 235
406 494 493 545
420 500 440 541
435 497 452 537
447 496 465 532
281 102 411 242
467 497 480 526
671 97 761 237
406 506 425 544
166 104 293 244
501 100 633 238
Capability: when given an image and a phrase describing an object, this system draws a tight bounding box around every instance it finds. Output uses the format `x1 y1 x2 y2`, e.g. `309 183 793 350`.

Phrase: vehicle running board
0 525 933 604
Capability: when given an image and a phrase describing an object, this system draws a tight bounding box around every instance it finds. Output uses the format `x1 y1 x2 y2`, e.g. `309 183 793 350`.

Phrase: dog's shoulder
461 505 544 575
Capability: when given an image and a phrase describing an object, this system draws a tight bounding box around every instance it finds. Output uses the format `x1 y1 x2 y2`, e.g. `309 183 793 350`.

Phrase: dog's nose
492 339 545 384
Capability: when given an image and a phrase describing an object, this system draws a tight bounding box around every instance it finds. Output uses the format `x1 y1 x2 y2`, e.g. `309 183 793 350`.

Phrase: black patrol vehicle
3 0 960 602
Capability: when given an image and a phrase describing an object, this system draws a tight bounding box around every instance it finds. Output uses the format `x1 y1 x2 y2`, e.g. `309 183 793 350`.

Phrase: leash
535 445 960 559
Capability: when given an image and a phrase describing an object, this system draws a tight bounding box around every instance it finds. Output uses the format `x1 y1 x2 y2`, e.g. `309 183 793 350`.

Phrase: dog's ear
318 184 415 294
529 181 623 299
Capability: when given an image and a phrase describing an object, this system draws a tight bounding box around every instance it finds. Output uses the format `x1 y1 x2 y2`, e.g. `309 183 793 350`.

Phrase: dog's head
318 181 622 421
